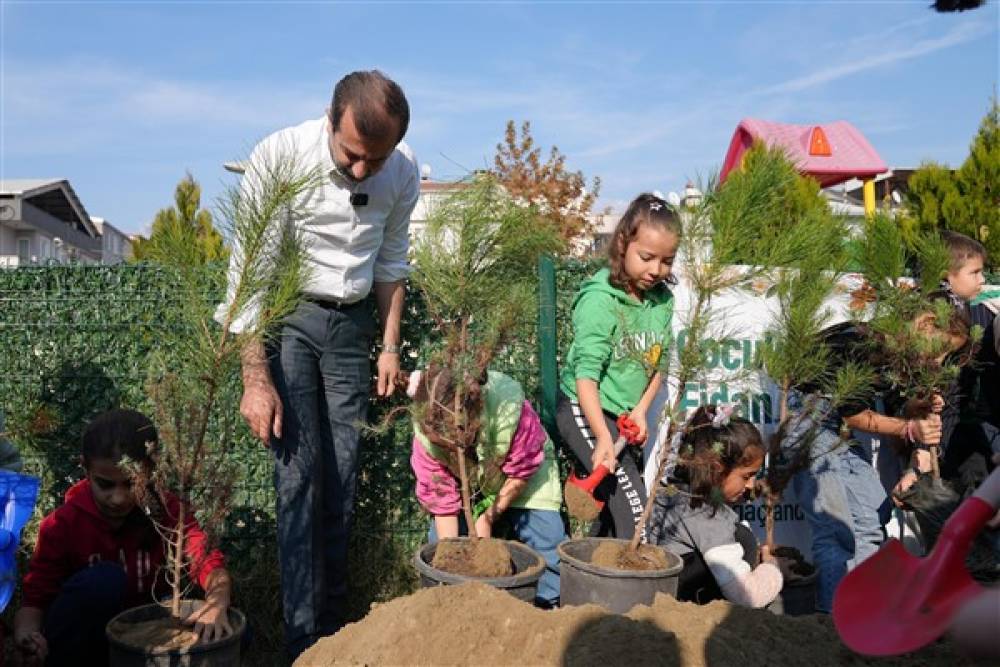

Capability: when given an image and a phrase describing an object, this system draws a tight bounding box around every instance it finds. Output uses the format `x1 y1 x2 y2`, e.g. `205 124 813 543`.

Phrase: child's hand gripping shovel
564 415 642 522
832 465 1000 656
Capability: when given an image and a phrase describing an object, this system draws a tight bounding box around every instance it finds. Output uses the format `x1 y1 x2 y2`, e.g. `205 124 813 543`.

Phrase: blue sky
2 1 997 234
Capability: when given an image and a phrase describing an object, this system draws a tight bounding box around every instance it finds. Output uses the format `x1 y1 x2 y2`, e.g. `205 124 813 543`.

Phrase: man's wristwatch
382 343 401 354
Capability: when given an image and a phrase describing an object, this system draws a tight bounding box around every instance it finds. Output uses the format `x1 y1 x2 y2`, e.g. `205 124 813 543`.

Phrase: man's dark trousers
269 299 376 660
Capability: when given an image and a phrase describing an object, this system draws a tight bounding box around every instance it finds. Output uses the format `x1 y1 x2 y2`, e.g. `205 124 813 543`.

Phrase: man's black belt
307 297 365 311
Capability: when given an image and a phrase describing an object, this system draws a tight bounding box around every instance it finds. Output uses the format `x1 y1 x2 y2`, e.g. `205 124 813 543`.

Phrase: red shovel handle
616 414 642 445
571 464 611 493
571 415 642 488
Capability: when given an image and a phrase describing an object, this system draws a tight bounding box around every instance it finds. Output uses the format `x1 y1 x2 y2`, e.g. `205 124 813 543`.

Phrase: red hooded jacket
21 480 225 610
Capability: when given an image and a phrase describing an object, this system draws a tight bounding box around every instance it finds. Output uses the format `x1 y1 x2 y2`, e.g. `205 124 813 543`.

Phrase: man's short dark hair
330 70 409 144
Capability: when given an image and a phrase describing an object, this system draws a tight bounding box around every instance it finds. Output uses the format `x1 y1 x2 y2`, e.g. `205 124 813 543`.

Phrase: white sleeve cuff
719 562 784 608
703 543 752 588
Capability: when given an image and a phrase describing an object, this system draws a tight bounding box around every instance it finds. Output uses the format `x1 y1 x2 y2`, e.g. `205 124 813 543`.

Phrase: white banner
643 265 866 556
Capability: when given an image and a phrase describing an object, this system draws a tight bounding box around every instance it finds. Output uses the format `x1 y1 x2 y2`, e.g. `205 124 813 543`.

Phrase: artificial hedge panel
0 259 596 546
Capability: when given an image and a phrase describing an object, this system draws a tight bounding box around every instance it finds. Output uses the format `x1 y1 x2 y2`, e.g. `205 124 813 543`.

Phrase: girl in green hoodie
556 193 679 539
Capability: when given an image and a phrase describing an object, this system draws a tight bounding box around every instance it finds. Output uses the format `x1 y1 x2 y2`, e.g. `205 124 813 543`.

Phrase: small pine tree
128 154 321 617
633 145 841 550
408 175 562 536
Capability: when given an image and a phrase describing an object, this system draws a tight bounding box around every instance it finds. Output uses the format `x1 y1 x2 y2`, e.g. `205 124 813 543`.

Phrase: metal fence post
537 255 558 438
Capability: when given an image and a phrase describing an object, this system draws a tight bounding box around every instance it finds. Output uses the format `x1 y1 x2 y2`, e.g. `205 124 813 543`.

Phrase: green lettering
702 339 719 369
680 382 701 412
722 339 741 370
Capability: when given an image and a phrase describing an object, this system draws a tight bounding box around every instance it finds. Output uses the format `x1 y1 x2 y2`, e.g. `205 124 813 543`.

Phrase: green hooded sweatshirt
559 267 674 415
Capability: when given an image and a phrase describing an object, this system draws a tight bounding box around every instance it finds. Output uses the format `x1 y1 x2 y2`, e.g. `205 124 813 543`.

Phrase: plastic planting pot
106 600 245 667
558 537 683 614
768 569 818 616
413 538 545 603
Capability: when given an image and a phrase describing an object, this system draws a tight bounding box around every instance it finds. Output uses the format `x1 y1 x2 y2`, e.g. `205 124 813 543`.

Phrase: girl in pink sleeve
407 368 565 607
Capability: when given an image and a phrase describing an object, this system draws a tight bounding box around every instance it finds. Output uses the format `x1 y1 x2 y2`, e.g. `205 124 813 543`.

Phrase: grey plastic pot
413 538 545 603
106 600 245 667
558 537 683 614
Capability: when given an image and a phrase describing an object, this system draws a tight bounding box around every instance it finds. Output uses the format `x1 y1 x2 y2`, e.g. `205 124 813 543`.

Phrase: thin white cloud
5 58 323 146
754 19 994 96
575 16 994 161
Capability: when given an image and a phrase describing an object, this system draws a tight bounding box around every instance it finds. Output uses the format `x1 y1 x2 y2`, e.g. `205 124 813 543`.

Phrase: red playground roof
719 118 888 187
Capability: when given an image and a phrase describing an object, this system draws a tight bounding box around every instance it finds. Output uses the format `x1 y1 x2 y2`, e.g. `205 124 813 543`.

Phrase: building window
17 238 30 263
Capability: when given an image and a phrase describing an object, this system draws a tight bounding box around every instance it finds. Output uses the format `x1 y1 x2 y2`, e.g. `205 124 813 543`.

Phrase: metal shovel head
833 499 992 656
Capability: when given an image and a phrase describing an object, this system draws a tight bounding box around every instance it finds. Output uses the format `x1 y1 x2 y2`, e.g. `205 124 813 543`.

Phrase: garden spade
832 465 1000 656
565 415 641 518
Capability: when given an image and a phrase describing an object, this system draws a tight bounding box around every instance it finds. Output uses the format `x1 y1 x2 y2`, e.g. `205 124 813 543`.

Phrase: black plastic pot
106 600 245 667
414 538 545 603
768 569 818 616
557 538 683 614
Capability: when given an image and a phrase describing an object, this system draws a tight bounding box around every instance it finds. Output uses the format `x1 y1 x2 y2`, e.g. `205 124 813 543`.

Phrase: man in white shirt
220 70 419 660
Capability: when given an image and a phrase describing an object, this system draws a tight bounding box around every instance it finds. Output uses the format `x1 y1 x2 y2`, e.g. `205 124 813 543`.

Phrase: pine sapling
130 152 321 617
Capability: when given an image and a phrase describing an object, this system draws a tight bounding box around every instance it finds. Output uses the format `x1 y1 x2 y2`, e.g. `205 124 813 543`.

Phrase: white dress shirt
218 116 419 333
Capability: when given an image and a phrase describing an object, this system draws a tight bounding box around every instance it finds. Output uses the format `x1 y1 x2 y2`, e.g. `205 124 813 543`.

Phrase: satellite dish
891 190 902 205
666 192 682 207
0 471 40 613
652 190 665 200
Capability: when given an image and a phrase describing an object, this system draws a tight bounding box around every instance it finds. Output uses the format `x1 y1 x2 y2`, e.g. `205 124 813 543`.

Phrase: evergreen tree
633 146 841 551
129 155 321 617
408 175 563 536
132 173 229 265
903 100 999 269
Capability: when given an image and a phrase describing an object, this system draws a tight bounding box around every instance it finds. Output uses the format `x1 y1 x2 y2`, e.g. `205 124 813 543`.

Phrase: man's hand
240 376 282 446
376 351 401 398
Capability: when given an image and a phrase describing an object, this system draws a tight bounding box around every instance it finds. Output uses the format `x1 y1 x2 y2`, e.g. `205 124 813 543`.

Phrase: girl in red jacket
13 409 232 666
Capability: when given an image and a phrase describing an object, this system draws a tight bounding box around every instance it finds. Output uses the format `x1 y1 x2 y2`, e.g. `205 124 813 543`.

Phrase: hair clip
649 202 663 212
711 403 737 428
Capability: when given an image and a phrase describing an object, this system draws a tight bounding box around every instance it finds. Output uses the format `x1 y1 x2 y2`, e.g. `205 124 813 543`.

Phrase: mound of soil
591 541 670 571
431 537 513 577
565 481 601 522
772 546 817 581
107 617 199 652
295 583 978 667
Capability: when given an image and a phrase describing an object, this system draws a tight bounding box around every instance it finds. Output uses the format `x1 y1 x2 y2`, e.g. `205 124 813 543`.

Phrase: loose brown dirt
591 541 670 571
564 481 602 522
295 582 983 666
431 537 513 577
107 616 200 652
